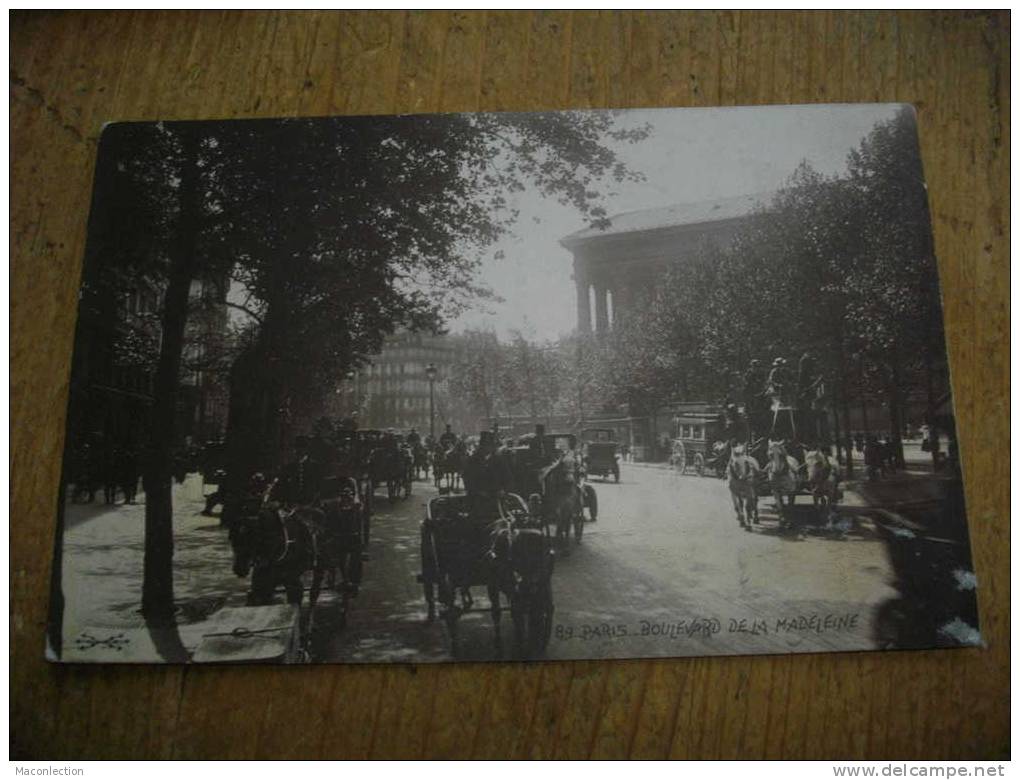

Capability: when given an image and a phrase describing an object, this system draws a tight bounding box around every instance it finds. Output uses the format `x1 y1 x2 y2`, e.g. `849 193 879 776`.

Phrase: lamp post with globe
425 362 438 439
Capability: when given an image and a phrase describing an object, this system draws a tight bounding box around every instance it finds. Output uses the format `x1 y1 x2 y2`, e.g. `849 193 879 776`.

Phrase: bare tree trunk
141 130 201 620
833 398 844 465
836 344 854 477
888 350 905 470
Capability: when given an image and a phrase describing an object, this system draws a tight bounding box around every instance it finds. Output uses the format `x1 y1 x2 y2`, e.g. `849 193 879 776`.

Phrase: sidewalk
54 474 299 663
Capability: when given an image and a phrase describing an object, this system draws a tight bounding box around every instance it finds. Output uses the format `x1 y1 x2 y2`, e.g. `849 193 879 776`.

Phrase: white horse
804 448 840 524
765 440 800 525
727 446 760 531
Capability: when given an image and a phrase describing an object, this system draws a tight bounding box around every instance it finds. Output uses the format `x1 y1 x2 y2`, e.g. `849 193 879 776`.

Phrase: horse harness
255 504 319 569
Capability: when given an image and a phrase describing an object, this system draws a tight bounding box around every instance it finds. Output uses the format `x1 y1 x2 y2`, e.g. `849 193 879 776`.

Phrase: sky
449 103 904 342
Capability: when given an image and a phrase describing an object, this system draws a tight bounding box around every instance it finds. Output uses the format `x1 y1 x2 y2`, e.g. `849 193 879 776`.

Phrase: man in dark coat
118 445 139 504
797 351 820 408
463 430 512 519
722 404 749 446
743 359 765 412
438 423 458 452
276 435 327 506
766 357 790 408
864 435 883 481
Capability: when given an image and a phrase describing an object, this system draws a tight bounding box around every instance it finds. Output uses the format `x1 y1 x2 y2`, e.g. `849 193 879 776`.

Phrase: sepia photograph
49 103 979 665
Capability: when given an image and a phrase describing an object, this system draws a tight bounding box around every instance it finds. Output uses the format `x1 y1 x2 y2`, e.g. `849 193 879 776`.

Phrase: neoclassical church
560 192 771 333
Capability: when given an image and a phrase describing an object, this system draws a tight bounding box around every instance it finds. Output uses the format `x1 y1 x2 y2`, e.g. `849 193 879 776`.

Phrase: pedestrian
864 435 882 481
102 438 118 505
854 431 865 454
881 436 898 474
119 445 139 504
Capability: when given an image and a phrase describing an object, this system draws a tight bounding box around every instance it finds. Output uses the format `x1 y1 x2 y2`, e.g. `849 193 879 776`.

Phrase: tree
589 107 942 474
501 332 560 421
842 106 945 459
88 111 648 617
448 330 507 427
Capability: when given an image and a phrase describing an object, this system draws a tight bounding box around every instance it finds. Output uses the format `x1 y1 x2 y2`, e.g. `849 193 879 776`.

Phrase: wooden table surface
10 11 1009 760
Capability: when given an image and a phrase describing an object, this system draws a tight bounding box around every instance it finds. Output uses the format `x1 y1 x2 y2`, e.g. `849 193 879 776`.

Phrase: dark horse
369 444 412 502
487 499 556 658
433 441 467 493
228 486 330 654
420 493 555 658
412 443 431 481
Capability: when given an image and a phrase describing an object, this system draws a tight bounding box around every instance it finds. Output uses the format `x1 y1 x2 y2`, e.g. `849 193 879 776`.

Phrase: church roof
560 191 773 247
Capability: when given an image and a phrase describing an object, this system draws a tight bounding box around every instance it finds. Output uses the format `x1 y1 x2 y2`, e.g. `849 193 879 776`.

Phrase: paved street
56 450 979 664
319 464 906 663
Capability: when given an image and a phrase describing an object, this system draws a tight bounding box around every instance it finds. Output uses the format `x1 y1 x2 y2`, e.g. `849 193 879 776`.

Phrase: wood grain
10 10 1009 759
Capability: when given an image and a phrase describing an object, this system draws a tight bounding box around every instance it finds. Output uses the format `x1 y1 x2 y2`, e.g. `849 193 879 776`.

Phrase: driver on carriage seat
463 430 513 522
407 427 421 448
276 435 327 507
766 357 790 408
439 424 458 451
722 404 749 446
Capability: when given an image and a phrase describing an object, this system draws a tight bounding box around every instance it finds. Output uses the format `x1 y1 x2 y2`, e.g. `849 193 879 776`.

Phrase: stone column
611 279 627 327
594 283 609 333
575 272 592 333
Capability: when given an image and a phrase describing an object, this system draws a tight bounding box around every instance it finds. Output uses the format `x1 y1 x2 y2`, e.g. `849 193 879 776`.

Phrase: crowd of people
68 433 141 505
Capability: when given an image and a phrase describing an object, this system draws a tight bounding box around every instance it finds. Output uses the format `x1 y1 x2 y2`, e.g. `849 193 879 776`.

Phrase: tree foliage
590 106 947 440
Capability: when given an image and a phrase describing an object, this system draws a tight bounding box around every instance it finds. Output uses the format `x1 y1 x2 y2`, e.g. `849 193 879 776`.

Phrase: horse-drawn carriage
364 429 413 502
331 428 377 544
419 492 555 657
718 402 843 532
433 438 468 493
581 428 620 482
406 434 431 480
505 432 598 550
669 411 731 477
227 472 366 658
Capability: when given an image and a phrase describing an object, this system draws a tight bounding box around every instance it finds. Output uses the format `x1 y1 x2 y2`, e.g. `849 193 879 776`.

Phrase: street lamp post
425 362 437 439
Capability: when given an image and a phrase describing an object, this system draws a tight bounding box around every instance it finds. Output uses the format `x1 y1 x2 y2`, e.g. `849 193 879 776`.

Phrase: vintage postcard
49 104 979 664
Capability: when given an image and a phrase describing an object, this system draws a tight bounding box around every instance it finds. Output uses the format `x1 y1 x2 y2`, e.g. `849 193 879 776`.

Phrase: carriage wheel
420 529 437 621
519 583 553 657
694 452 706 477
439 572 460 654
673 441 687 474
